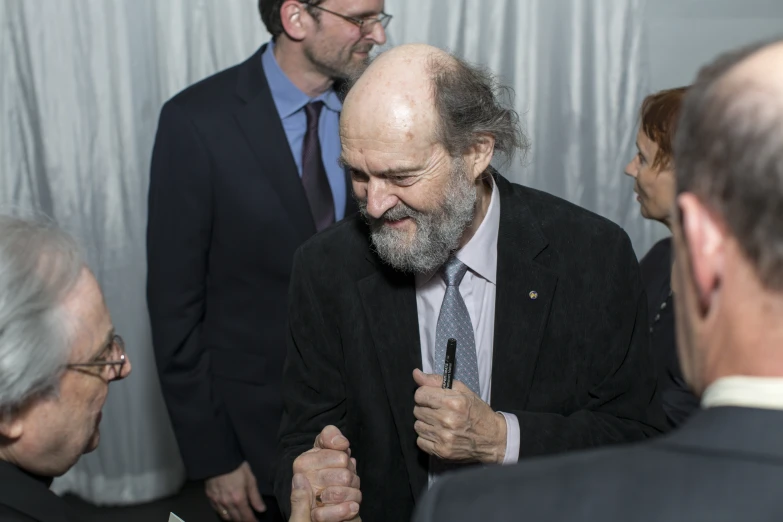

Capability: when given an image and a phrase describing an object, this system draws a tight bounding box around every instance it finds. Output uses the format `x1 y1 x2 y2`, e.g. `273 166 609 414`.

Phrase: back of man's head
676 38 783 289
672 38 783 393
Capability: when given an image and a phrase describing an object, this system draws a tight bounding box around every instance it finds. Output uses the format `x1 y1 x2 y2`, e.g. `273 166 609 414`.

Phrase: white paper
168 513 186 522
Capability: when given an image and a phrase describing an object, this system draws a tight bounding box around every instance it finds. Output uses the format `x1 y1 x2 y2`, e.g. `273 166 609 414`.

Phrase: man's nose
368 21 387 46
366 180 398 218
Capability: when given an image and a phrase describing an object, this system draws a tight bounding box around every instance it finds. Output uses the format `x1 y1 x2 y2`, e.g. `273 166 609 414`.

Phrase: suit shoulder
511 183 628 242
160 53 256 117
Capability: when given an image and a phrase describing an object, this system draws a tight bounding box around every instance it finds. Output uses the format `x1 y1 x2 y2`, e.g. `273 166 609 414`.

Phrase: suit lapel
357 264 428 501
234 45 316 242
490 175 558 412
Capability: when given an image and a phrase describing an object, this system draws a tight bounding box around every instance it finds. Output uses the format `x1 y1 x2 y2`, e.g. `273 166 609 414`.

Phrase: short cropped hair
259 0 327 39
0 215 84 419
639 86 689 170
675 38 783 289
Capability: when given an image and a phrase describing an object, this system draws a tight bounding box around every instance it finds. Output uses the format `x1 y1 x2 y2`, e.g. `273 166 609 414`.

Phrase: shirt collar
456 176 500 285
415 176 500 287
261 40 342 118
701 375 783 411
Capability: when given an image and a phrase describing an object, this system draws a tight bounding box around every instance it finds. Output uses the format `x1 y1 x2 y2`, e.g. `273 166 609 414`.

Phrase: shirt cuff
499 412 520 464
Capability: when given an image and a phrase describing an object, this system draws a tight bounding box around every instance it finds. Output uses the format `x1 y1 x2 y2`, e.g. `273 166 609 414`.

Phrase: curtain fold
1 0 655 504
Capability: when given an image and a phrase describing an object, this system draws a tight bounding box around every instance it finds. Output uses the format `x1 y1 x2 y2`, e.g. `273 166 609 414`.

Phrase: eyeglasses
301 2 392 34
67 334 127 380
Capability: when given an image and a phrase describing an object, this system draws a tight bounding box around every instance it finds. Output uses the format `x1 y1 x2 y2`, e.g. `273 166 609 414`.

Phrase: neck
458 178 493 248
273 38 334 98
704 290 783 387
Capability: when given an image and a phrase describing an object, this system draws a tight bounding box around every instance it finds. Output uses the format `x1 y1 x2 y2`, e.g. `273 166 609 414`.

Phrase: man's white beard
359 161 478 274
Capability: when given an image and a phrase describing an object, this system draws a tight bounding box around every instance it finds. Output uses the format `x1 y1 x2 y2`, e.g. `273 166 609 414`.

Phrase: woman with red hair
625 86 699 428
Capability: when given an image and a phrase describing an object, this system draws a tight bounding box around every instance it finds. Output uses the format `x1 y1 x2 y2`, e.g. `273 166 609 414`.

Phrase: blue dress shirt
261 41 346 220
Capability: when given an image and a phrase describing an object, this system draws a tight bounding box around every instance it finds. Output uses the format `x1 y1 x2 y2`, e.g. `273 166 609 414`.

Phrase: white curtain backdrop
1 0 656 505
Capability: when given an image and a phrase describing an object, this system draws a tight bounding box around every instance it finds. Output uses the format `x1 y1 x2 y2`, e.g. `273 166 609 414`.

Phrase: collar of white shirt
415 176 500 288
701 376 783 411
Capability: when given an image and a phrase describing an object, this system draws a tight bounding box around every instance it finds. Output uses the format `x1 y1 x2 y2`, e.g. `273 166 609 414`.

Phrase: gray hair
0 215 84 419
429 54 528 164
342 51 528 164
674 37 783 290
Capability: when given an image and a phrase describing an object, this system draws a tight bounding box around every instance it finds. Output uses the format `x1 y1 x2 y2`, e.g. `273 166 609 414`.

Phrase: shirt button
654 314 661 322
660 302 667 310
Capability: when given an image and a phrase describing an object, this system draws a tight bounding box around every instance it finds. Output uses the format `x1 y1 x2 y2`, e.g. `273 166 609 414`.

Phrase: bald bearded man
274 44 666 522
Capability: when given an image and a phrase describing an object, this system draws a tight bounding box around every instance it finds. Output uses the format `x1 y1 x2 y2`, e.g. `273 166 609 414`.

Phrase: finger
247 477 266 513
312 502 360 522
214 505 231 521
413 368 443 388
348 457 357 475
294 449 351 474
413 420 439 444
230 496 257 522
315 426 350 451
413 405 441 425
314 467 355 489
414 385 447 409
290 474 314 522
225 502 244 522
317 486 362 505
416 435 441 458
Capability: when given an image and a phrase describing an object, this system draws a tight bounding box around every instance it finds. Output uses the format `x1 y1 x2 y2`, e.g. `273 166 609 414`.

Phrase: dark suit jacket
273 173 667 522
0 462 76 522
415 406 783 522
640 238 699 427
147 45 355 493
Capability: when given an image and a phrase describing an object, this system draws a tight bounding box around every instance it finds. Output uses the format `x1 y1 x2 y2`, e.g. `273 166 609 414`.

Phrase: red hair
640 86 689 170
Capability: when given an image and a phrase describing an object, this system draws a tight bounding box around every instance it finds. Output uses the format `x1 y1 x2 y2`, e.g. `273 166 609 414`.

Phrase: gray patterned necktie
433 257 480 395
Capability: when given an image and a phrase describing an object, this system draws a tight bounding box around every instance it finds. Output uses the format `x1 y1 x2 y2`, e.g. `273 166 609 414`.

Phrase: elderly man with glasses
0 215 131 522
147 1 389 521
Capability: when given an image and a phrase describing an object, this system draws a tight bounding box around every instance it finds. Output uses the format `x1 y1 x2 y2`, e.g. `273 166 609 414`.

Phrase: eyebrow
635 142 646 158
339 157 420 177
89 328 115 361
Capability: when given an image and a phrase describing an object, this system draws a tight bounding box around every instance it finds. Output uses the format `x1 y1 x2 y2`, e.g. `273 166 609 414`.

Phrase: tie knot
440 257 468 287
304 101 325 128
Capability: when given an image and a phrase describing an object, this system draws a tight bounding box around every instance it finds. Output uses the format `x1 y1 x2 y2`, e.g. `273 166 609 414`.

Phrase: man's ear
678 193 726 313
0 414 23 441
464 134 495 182
279 0 310 42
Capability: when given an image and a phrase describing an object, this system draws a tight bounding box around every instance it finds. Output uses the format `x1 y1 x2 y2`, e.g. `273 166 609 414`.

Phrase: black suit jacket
147 45 356 492
273 173 667 522
0 462 76 522
415 406 783 522
639 238 699 427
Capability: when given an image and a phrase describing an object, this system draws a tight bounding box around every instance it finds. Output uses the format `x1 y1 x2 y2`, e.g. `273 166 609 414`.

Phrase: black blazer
414 406 783 522
274 173 667 522
639 238 699 427
147 45 355 493
0 462 76 522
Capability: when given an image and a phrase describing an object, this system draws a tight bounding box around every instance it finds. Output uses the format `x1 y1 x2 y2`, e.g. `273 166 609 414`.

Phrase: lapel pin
529 290 538 300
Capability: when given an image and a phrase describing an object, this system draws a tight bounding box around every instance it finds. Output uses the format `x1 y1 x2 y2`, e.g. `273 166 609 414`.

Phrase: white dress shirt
701 376 783 410
416 177 520 470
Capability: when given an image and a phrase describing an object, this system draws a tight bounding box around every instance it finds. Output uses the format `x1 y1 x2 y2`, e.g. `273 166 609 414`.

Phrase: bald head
675 38 783 290
342 44 454 153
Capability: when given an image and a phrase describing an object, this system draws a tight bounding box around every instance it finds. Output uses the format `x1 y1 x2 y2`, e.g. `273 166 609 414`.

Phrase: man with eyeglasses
147 1 389 521
0 215 132 522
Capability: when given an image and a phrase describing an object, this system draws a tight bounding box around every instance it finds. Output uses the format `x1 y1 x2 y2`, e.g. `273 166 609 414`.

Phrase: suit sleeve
146 101 243 480
273 245 348 518
507 229 668 456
